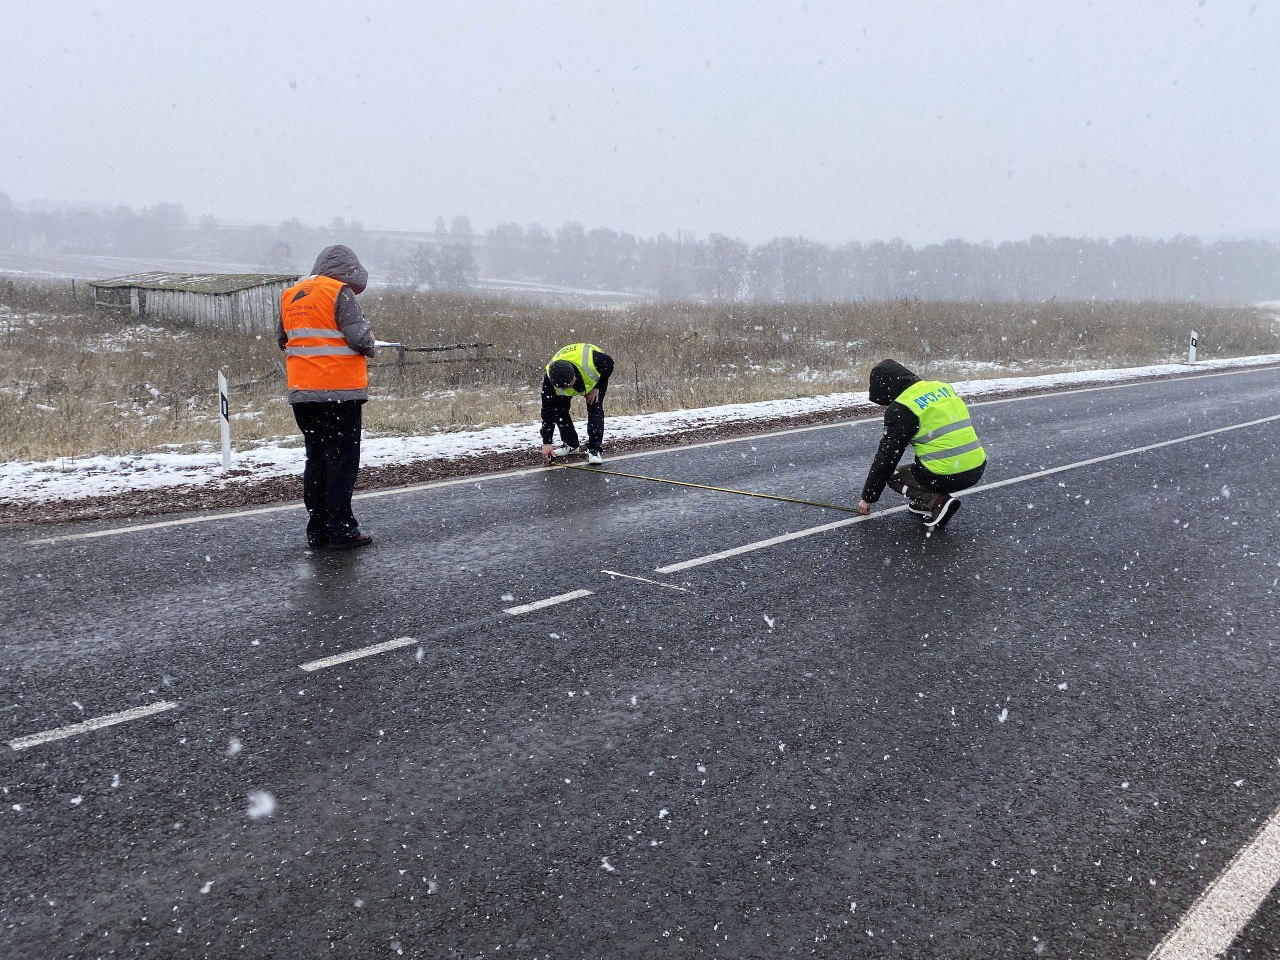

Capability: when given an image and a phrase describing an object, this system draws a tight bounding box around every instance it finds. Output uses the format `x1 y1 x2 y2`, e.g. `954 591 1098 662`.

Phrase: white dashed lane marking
503 590 593 616
8 700 178 751
298 636 420 673
1148 807 1280 960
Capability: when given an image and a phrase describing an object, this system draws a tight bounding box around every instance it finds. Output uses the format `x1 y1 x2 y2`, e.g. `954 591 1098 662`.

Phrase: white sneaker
552 444 579 458
586 451 604 465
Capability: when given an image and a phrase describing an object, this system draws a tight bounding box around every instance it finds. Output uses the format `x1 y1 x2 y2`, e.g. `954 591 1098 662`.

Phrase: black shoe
327 531 373 550
924 496 961 530
307 534 330 549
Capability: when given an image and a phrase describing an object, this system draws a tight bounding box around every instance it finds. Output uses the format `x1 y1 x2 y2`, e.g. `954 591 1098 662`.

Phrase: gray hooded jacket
276 245 376 404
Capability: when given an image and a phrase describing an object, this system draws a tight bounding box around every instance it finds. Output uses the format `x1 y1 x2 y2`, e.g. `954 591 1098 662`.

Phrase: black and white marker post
1188 330 1198 365
217 370 232 471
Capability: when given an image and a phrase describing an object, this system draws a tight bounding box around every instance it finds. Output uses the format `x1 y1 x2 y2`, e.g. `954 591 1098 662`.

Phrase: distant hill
15 198 117 215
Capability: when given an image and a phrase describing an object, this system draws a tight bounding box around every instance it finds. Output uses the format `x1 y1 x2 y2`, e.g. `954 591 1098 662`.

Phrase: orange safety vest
280 275 367 392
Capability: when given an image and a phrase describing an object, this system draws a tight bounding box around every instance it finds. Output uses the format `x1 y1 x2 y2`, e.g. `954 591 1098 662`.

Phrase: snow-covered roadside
4 353 1279 507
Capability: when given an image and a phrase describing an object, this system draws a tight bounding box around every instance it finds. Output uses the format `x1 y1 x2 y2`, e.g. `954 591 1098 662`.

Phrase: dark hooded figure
539 342 614 464
858 359 987 529
276 245 377 549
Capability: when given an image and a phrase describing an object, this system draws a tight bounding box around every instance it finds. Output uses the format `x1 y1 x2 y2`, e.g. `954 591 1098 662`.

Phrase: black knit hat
549 359 576 388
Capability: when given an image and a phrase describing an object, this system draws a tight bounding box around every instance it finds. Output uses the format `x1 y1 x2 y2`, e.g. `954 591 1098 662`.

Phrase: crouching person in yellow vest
857 359 987 530
276 245 377 550
540 343 614 465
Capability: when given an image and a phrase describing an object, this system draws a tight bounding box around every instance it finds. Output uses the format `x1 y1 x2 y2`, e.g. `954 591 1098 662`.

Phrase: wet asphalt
2 365 1279 959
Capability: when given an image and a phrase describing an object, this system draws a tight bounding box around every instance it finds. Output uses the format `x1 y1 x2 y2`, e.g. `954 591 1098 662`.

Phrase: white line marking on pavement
1148 807 1280 960
656 507 906 573
503 590 593 616
27 504 300 545
25 364 1280 546
298 636 419 673
8 700 178 751
656 410 1280 574
601 570 691 592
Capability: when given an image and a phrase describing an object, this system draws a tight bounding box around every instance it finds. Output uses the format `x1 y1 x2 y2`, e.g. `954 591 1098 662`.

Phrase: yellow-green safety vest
895 380 986 476
547 343 603 397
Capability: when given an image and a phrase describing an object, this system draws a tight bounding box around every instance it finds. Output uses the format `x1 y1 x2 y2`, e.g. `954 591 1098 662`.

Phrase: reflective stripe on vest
895 379 986 476
546 342 603 397
281 275 367 392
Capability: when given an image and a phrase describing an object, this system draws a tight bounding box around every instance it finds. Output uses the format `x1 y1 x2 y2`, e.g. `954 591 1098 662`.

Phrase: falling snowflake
246 790 277 820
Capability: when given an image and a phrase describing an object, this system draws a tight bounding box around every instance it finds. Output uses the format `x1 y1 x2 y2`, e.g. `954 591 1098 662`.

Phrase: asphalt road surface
3 366 1280 960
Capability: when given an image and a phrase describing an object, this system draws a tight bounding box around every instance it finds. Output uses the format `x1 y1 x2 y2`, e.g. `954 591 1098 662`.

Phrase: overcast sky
1 1 1276 244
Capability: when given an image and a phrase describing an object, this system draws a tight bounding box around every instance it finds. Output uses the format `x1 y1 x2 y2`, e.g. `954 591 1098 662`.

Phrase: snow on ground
0 251 261 281
0 253 643 307
2 353 1278 506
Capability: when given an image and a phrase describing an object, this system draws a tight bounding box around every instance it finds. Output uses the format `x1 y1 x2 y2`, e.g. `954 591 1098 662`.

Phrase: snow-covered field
0 251 262 280
0 252 643 306
2 353 1277 507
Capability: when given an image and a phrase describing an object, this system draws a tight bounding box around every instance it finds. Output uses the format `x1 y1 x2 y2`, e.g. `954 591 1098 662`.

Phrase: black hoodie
861 359 923 502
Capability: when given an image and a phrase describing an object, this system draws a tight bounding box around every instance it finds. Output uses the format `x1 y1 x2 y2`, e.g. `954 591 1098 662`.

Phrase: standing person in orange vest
276 245 377 550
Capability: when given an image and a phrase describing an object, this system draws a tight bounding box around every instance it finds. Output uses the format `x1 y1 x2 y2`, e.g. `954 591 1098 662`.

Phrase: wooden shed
88 272 300 334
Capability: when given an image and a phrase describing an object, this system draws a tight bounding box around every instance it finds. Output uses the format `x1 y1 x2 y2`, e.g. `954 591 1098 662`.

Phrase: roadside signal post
218 370 232 471
1188 331 1198 365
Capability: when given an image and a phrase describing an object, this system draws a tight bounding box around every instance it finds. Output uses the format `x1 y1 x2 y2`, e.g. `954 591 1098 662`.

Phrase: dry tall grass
1 278 1276 461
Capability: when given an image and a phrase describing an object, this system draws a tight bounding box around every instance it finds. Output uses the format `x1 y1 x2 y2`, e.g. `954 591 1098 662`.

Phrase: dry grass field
1 278 1276 461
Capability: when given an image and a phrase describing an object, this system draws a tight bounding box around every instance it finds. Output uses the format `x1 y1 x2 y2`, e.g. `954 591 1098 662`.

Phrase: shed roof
89 272 299 294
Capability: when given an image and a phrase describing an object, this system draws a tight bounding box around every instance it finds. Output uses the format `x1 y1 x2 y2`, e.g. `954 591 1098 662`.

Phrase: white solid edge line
656 410 1280 574
298 636 419 673
1148 807 1280 960
8 700 177 751
503 589 593 616
24 361 1280 546
27 502 302 545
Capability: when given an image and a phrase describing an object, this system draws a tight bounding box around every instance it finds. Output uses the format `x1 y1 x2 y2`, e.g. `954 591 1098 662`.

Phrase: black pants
292 401 363 539
896 460 983 504
549 382 607 453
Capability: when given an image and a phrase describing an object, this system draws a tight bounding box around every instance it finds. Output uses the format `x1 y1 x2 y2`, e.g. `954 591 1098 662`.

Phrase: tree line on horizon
1 192 1277 303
